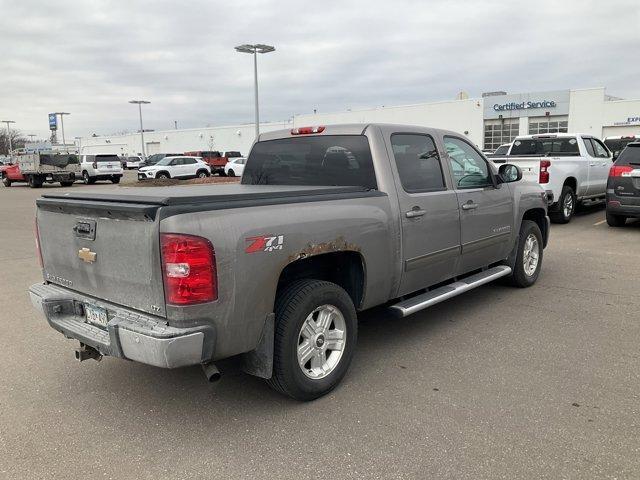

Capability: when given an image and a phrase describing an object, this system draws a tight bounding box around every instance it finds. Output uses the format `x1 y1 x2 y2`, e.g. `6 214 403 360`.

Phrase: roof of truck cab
258 123 465 141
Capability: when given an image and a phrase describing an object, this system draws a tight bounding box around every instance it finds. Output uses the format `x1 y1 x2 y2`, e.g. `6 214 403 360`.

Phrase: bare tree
0 130 26 155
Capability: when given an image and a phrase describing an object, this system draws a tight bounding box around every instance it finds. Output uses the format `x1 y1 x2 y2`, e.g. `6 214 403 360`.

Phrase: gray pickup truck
30 124 549 401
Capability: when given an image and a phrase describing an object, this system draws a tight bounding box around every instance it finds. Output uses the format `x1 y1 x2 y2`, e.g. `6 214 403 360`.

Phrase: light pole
129 100 150 159
74 136 82 154
53 112 70 146
1 120 16 155
234 44 275 138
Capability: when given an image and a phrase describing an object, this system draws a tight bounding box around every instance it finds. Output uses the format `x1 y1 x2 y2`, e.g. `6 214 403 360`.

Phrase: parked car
1 153 79 188
224 157 247 177
30 124 549 401
603 135 638 160
137 156 210 180
605 142 640 226
141 153 182 168
491 133 612 223
485 143 511 158
185 151 244 176
80 154 124 184
124 156 143 169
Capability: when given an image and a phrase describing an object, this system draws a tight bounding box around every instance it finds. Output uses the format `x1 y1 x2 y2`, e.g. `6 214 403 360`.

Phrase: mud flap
241 313 274 379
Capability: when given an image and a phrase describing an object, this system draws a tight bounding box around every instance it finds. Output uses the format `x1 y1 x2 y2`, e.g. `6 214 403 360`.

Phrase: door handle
461 201 478 210
589 163 597 166
405 208 426 218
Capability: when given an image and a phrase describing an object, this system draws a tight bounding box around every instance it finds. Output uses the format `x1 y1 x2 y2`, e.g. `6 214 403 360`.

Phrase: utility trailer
1 153 81 188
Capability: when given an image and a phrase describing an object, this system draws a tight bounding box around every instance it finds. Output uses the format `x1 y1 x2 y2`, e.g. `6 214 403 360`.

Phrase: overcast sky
2 0 639 140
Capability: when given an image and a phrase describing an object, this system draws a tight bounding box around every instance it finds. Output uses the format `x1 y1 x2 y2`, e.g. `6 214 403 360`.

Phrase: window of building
483 119 519 151
390 134 445 193
528 116 569 135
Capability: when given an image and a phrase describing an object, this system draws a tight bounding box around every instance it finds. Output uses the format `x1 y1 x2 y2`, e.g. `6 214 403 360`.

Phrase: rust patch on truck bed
288 236 361 262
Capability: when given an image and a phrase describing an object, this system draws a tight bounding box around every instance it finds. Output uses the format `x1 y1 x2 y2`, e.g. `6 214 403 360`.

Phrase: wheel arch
522 208 549 247
563 176 577 193
155 170 171 179
275 250 366 311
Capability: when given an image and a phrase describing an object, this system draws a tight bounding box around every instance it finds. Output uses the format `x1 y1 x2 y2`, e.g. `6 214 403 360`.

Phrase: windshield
494 145 509 155
242 135 377 189
604 138 636 154
510 137 580 156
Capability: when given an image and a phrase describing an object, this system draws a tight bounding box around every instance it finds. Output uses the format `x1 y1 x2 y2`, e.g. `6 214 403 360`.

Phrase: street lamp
129 100 150 159
234 43 275 138
74 136 82 154
1 120 16 155
53 112 70 146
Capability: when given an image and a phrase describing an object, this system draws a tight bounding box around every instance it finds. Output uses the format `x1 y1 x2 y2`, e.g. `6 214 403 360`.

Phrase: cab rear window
510 137 580 156
242 135 377 189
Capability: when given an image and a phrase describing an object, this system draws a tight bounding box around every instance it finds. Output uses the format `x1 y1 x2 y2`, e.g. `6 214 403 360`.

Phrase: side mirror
498 163 522 183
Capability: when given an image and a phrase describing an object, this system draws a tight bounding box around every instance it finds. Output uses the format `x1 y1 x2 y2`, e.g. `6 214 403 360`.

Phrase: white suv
80 154 124 184
137 156 211 181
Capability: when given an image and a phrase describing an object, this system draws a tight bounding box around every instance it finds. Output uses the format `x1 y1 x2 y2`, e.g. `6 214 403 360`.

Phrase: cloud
1 0 639 139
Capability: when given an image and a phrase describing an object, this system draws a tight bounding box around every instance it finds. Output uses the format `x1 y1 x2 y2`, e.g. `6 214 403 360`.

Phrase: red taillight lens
539 160 551 184
291 126 325 135
34 218 43 268
609 165 633 177
160 233 217 305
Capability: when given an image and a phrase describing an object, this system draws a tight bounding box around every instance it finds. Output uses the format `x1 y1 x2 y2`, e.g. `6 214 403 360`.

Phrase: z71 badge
245 235 284 253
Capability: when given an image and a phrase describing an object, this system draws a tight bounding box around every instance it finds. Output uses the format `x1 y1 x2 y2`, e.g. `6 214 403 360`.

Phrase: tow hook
75 343 102 362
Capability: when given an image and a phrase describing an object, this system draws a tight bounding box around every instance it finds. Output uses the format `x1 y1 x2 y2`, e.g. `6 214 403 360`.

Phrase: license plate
85 304 108 327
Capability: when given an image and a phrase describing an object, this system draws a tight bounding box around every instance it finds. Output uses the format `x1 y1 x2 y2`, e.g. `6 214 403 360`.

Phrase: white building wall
80 121 292 157
568 87 607 136
293 98 485 147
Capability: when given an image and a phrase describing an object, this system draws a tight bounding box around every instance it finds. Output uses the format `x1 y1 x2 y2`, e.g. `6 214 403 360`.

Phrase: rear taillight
539 160 551 184
160 233 217 305
291 126 325 135
34 218 43 268
609 165 633 177
92 162 98 169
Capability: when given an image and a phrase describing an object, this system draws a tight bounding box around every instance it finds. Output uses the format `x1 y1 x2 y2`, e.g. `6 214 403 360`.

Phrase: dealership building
79 86 640 156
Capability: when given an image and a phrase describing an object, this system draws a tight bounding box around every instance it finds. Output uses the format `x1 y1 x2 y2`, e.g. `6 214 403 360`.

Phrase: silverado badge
78 247 97 263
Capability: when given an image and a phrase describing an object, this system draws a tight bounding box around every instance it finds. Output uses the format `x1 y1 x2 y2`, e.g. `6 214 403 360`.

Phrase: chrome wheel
563 193 574 218
523 233 540 277
297 304 346 380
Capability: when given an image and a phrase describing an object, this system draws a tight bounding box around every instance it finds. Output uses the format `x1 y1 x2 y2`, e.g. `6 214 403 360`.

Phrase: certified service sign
484 90 570 119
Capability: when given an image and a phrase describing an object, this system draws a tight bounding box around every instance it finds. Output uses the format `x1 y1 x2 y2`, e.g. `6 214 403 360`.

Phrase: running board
389 265 512 317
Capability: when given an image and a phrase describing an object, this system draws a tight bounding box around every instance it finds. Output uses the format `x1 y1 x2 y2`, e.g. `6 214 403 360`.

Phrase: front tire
267 279 357 401
60 181 73 187
1 176 10 187
82 171 96 185
550 185 576 224
508 220 543 288
111 176 121 184
606 211 627 227
156 172 170 179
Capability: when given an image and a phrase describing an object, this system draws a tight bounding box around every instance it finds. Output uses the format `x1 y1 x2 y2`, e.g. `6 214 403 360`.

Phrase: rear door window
592 138 610 158
390 134 445 193
242 135 377 189
583 138 596 157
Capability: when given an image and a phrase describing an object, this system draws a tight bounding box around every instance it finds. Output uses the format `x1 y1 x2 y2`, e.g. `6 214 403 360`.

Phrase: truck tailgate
36 197 166 316
491 156 541 183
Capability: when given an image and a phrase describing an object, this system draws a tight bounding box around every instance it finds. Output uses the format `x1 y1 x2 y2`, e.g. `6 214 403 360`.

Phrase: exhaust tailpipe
202 362 221 383
75 344 102 362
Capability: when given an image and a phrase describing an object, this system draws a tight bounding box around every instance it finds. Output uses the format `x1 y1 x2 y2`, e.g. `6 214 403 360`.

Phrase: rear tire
60 181 73 187
606 211 627 227
550 185 576 224
227 169 235 177
28 175 43 189
267 279 357 401
1 176 10 187
508 220 543 288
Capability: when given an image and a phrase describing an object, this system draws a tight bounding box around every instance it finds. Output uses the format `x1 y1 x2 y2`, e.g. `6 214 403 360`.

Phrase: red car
0 162 26 187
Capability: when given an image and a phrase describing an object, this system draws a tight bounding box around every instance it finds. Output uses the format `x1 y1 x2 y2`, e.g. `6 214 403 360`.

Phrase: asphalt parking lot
1 179 638 479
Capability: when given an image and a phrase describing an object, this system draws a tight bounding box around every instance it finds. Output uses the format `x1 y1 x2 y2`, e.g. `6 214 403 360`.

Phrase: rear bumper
607 204 640 217
29 283 215 368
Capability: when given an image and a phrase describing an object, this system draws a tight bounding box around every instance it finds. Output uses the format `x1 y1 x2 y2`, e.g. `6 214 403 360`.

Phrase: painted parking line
593 219 607 226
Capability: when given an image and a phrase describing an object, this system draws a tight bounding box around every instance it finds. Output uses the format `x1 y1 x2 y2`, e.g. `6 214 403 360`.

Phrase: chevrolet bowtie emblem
78 248 97 263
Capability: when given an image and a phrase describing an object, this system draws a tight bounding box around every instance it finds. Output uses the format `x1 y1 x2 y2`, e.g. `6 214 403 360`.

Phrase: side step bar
389 265 512 317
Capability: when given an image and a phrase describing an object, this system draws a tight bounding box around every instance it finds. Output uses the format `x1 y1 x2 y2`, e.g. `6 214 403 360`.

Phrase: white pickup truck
491 133 612 223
